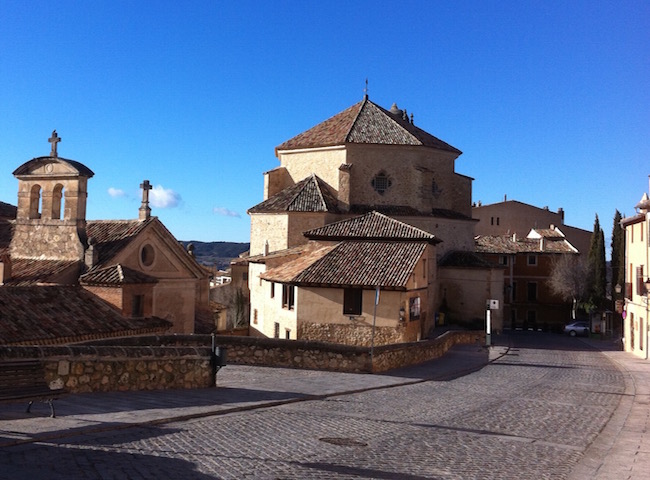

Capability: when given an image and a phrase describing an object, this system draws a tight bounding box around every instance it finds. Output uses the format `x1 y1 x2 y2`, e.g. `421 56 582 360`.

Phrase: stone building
475 227 579 332
473 198 591 255
245 96 504 344
0 132 210 344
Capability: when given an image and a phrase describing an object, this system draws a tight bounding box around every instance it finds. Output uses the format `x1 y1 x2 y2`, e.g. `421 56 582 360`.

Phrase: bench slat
0 360 66 417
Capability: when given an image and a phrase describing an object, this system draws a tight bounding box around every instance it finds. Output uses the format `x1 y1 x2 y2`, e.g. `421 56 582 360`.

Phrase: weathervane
364 78 369 99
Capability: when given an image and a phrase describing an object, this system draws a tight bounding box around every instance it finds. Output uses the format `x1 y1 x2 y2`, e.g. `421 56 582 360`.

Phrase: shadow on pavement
0 436 216 480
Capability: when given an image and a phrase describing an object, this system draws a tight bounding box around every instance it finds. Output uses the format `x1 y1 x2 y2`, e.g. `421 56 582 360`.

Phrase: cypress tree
611 210 625 299
588 215 607 309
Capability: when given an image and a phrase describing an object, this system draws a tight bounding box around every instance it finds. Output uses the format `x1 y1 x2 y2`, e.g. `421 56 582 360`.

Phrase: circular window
140 244 155 267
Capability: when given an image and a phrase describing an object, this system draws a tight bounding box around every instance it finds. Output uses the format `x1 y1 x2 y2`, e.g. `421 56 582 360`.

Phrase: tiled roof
0 201 16 219
4 258 81 286
247 243 322 264
528 228 565 238
349 205 474 221
475 235 578 254
80 264 159 286
276 97 461 154
248 174 340 214
259 244 336 281
0 286 171 345
304 211 440 243
262 241 426 289
0 219 13 256
86 218 154 267
438 250 494 268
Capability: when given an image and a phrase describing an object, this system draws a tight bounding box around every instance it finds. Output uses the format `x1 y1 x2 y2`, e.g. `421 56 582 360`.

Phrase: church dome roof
275 97 461 155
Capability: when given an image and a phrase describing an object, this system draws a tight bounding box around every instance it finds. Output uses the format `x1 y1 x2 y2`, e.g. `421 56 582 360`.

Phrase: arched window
29 184 42 219
51 184 64 220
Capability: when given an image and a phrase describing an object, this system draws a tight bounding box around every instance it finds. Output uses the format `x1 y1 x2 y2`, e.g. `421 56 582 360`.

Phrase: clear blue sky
1 1 648 249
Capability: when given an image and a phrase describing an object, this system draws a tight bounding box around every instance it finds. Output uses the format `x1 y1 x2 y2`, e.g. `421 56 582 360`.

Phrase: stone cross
48 130 61 157
140 180 152 204
139 180 152 220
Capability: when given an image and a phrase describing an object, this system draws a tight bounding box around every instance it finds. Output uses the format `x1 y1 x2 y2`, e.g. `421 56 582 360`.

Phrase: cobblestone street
0 333 628 479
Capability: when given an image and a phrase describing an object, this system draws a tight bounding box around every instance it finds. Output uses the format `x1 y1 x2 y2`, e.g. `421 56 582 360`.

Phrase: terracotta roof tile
248 174 340 214
86 218 153 267
259 244 336 282
0 201 16 219
0 286 171 345
80 264 159 285
4 258 81 286
276 98 461 154
349 205 473 221
304 211 440 243
475 235 578 254
262 241 426 289
0 219 13 256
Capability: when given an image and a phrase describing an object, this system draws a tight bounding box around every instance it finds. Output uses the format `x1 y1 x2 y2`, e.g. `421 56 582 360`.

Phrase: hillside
181 241 249 270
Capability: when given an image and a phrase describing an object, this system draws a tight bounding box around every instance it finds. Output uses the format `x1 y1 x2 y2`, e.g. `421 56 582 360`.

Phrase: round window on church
140 243 155 267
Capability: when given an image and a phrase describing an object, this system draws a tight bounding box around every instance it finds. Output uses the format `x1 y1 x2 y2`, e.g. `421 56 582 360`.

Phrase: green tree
587 214 607 310
611 210 625 299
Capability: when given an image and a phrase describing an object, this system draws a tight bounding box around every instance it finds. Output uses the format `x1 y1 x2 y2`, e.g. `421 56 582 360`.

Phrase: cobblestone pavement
0 333 627 479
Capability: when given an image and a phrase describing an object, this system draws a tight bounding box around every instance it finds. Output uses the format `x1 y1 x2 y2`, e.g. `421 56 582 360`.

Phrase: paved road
0 333 630 479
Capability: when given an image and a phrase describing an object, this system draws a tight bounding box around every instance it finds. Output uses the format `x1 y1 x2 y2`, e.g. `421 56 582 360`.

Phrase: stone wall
0 345 212 394
298 321 407 347
0 330 484 394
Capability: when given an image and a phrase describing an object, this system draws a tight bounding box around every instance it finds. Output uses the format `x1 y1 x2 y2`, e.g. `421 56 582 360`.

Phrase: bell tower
10 131 95 261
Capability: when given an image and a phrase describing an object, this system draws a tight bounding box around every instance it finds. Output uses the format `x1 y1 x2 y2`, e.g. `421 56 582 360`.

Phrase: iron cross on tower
48 130 61 157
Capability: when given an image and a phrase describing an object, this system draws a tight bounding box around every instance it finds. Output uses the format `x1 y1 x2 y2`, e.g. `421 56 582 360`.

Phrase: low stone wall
0 345 212 394
0 330 485 393
298 322 407 347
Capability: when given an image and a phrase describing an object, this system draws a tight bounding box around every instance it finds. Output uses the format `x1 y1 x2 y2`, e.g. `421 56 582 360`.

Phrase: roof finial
139 179 152 220
363 78 368 99
48 130 61 157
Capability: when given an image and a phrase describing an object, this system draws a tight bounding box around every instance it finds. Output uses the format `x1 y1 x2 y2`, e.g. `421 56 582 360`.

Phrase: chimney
540 237 545 251
0 254 11 285
264 240 269 256
337 164 352 212
84 238 98 269
512 233 517 242
557 207 564 222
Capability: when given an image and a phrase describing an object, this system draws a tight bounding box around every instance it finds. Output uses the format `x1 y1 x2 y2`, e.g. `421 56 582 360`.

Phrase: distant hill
180 241 249 270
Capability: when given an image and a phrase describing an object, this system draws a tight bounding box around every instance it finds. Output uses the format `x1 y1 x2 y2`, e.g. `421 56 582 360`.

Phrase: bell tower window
29 184 42 219
52 184 64 220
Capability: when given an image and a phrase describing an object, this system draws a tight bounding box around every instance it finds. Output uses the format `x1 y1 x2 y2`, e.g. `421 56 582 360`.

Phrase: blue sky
1 1 648 249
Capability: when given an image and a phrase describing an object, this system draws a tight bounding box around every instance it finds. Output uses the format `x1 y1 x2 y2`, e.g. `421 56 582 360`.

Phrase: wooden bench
0 360 66 418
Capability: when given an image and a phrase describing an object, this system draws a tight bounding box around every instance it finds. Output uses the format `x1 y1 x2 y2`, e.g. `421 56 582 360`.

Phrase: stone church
243 95 503 346
0 132 211 345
